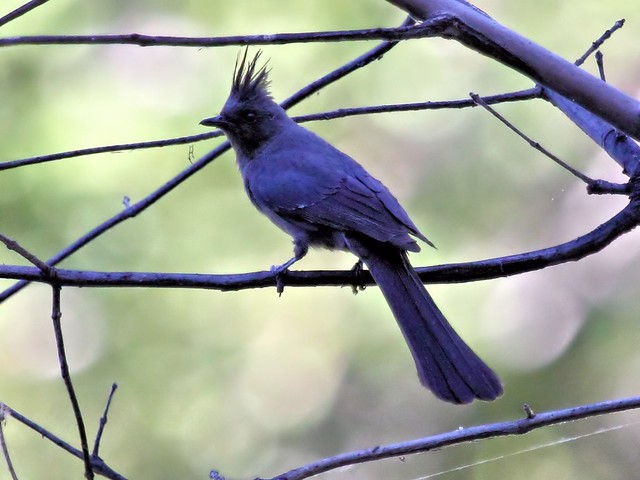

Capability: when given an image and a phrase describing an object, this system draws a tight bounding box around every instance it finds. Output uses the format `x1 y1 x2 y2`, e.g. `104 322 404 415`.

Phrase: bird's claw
270 264 288 296
350 260 367 295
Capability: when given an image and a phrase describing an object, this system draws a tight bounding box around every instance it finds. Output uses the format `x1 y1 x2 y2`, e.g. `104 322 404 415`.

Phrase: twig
595 51 606 82
0 233 54 276
0 0 50 28
259 395 640 480
92 384 118 458
0 18 411 303
0 18 450 49
574 19 625 67
2 197 639 290
470 92 598 186
0 403 125 480
0 88 538 172
0 405 19 480
50 286 94 480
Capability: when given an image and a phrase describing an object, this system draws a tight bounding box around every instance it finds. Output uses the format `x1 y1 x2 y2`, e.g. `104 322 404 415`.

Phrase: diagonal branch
0 403 126 480
0 0 51 28
256 395 640 480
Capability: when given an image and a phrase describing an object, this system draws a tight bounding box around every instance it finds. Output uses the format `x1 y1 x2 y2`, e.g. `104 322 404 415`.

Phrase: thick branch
544 89 640 177
386 0 640 141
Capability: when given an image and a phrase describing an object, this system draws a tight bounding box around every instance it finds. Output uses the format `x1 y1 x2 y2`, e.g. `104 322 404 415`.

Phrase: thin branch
0 233 54 276
51 286 94 480
0 19 450 49
574 19 625 67
595 51 606 82
92 384 118 458
0 0 50 28
0 403 126 480
0 131 221 171
0 19 410 303
469 93 598 186
0 88 537 172
1 197 639 290
0 405 19 480
258 395 640 480
295 87 539 121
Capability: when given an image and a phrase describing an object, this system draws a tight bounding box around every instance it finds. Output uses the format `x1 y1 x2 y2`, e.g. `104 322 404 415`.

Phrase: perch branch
1 197 639 290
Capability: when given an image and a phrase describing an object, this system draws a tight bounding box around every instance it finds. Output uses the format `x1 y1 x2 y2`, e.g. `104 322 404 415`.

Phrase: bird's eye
242 110 257 123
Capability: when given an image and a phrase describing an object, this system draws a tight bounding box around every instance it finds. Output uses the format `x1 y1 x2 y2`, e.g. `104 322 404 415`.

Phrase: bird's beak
200 115 228 128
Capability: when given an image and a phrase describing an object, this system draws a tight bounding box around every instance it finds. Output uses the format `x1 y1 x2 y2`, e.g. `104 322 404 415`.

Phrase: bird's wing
246 140 430 250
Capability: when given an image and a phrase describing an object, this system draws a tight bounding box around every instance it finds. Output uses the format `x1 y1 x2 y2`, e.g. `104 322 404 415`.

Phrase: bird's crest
231 49 271 100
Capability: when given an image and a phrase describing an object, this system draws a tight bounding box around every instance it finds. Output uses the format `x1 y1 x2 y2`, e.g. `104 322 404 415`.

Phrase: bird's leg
271 241 308 295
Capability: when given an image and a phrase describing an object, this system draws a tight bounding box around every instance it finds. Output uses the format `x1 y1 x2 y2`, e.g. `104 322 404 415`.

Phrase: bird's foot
270 262 289 296
350 260 367 295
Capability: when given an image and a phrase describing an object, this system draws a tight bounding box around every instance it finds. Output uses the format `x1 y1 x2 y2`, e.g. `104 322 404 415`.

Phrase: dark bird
201 51 502 404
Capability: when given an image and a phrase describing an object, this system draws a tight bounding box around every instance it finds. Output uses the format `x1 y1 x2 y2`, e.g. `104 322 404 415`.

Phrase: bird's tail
348 238 502 404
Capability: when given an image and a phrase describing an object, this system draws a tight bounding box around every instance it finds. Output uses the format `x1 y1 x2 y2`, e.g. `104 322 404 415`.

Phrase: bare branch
0 19 447 49
0 233 54 276
256 395 640 480
51 286 94 480
0 403 126 480
595 51 606 82
0 0 50 28
574 19 625 67
0 405 19 480
469 93 597 186
0 131 221 171
92 384 118 458
1 198 639 291
543 89 640 177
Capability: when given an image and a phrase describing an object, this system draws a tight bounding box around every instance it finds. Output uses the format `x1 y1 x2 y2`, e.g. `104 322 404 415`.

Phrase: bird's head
201 50 288 157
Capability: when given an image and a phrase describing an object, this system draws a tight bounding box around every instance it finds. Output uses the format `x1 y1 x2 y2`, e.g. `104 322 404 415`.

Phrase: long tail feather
348 237 502 404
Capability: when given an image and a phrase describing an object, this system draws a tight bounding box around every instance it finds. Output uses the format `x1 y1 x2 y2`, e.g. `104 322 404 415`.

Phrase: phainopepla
200 51 502 404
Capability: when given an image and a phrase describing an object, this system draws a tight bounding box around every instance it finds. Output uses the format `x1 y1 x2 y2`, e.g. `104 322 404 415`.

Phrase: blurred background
1 0 640 478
